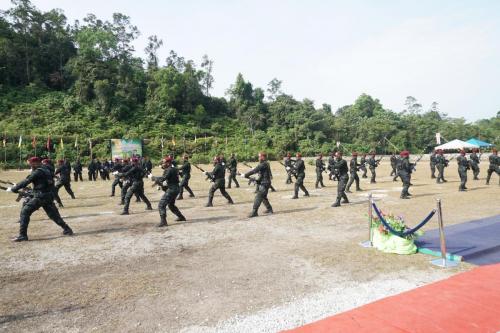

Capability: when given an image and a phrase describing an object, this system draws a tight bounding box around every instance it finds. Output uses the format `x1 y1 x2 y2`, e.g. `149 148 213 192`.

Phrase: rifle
279 160 298 178
0 179 16 185
1 185 33 202
192 163 206 173
411 154 424 171
242 162 253 169
192 163 214 181
375 156 384 165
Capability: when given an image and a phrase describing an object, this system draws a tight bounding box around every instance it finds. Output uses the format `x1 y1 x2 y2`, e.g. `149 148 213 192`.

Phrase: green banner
110 139 142 159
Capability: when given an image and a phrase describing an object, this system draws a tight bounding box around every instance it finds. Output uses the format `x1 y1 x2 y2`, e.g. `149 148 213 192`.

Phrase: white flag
436 133 441 144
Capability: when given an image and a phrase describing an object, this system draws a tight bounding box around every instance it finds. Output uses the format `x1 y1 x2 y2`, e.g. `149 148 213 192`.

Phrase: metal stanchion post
431 199 458 267
360 193 374 248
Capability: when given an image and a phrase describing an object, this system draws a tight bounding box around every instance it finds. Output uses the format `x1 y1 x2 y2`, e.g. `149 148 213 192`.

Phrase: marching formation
2 148 499 242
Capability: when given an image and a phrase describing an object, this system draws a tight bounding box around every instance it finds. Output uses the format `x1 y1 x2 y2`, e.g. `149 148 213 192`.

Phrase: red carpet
284 264 500 333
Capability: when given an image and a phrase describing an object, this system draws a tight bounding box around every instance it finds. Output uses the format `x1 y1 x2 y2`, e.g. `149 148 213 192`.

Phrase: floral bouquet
370 210 424 255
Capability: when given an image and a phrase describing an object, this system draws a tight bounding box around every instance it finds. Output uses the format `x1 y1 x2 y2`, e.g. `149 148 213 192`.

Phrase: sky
2 0 500 121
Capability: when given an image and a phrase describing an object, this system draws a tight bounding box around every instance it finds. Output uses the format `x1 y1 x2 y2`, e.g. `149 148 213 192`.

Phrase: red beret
28 156 42 163
162 156 173 163
400 150 410 157
131 157 139 162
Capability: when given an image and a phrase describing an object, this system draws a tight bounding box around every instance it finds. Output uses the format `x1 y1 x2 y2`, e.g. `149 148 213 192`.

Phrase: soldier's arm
11 170 40 192
244 164 263 178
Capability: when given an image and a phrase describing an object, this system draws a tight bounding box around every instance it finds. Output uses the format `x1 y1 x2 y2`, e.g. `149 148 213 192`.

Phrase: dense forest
1 0 498 166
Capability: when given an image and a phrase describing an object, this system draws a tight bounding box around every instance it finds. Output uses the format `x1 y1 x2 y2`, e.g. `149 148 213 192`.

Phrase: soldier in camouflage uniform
243 152 273 218
331 152 349 207
485 148 499 185
177 154 195 200
227 153 240 189
345 152 362 193
429 151 437 179
292 153 309 199
367 152 378 184
284 153 295 184
390 153 397 177
435 149 448 183
360 153 368 178
204 156 234 207
456 149 469 191
150 156 186 227
315 153 326 188
7 157 73 242
469 148 480 180
398 151 413 199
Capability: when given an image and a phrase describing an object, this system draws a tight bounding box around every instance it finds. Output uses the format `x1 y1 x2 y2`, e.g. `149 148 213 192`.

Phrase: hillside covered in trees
1 0 498 165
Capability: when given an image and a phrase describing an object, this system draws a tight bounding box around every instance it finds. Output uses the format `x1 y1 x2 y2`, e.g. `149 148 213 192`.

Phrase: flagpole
89 138 93 160
161 136 164 157
3 136 6 167
19 143 22 170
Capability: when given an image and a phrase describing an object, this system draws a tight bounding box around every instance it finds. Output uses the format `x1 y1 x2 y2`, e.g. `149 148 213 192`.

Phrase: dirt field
0 159 498 332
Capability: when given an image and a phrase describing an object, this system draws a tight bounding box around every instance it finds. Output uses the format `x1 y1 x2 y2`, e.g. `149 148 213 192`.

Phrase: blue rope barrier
372 202 436 237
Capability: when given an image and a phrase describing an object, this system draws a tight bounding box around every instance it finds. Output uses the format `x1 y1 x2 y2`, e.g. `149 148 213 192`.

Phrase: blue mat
415 215 500 265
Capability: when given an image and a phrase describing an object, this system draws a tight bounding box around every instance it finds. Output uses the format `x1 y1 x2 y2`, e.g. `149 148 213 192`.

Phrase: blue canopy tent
466 138 495 148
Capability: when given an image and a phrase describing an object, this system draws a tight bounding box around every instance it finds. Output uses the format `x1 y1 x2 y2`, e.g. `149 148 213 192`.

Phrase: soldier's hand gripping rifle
375 156 384 166
411 154 424 171
192 163 213 182
279 160 298 179
240 162 259 186
1 184 33 202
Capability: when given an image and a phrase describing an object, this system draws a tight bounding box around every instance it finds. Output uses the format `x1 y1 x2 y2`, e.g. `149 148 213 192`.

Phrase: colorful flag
46 136 52 151
32 136 36 148
18 135 22 148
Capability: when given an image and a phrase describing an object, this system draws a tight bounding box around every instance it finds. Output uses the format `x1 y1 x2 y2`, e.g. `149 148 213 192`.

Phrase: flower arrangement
369 209 424 255
371 210 423 240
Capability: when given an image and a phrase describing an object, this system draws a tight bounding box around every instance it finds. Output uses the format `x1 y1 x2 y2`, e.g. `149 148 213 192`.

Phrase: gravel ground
0 160 498 332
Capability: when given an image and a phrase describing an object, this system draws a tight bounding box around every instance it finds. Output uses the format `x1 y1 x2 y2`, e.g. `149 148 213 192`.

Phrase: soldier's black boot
175 215 186 222
120 210 129 215
177 194 183 200
356 187 362 191
157 215 168 228
206 194 214 207
227 198 234 204
331 199 341 207
62 224 73 236
341 195 349 204
248 210 258 218
13 223 28 242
